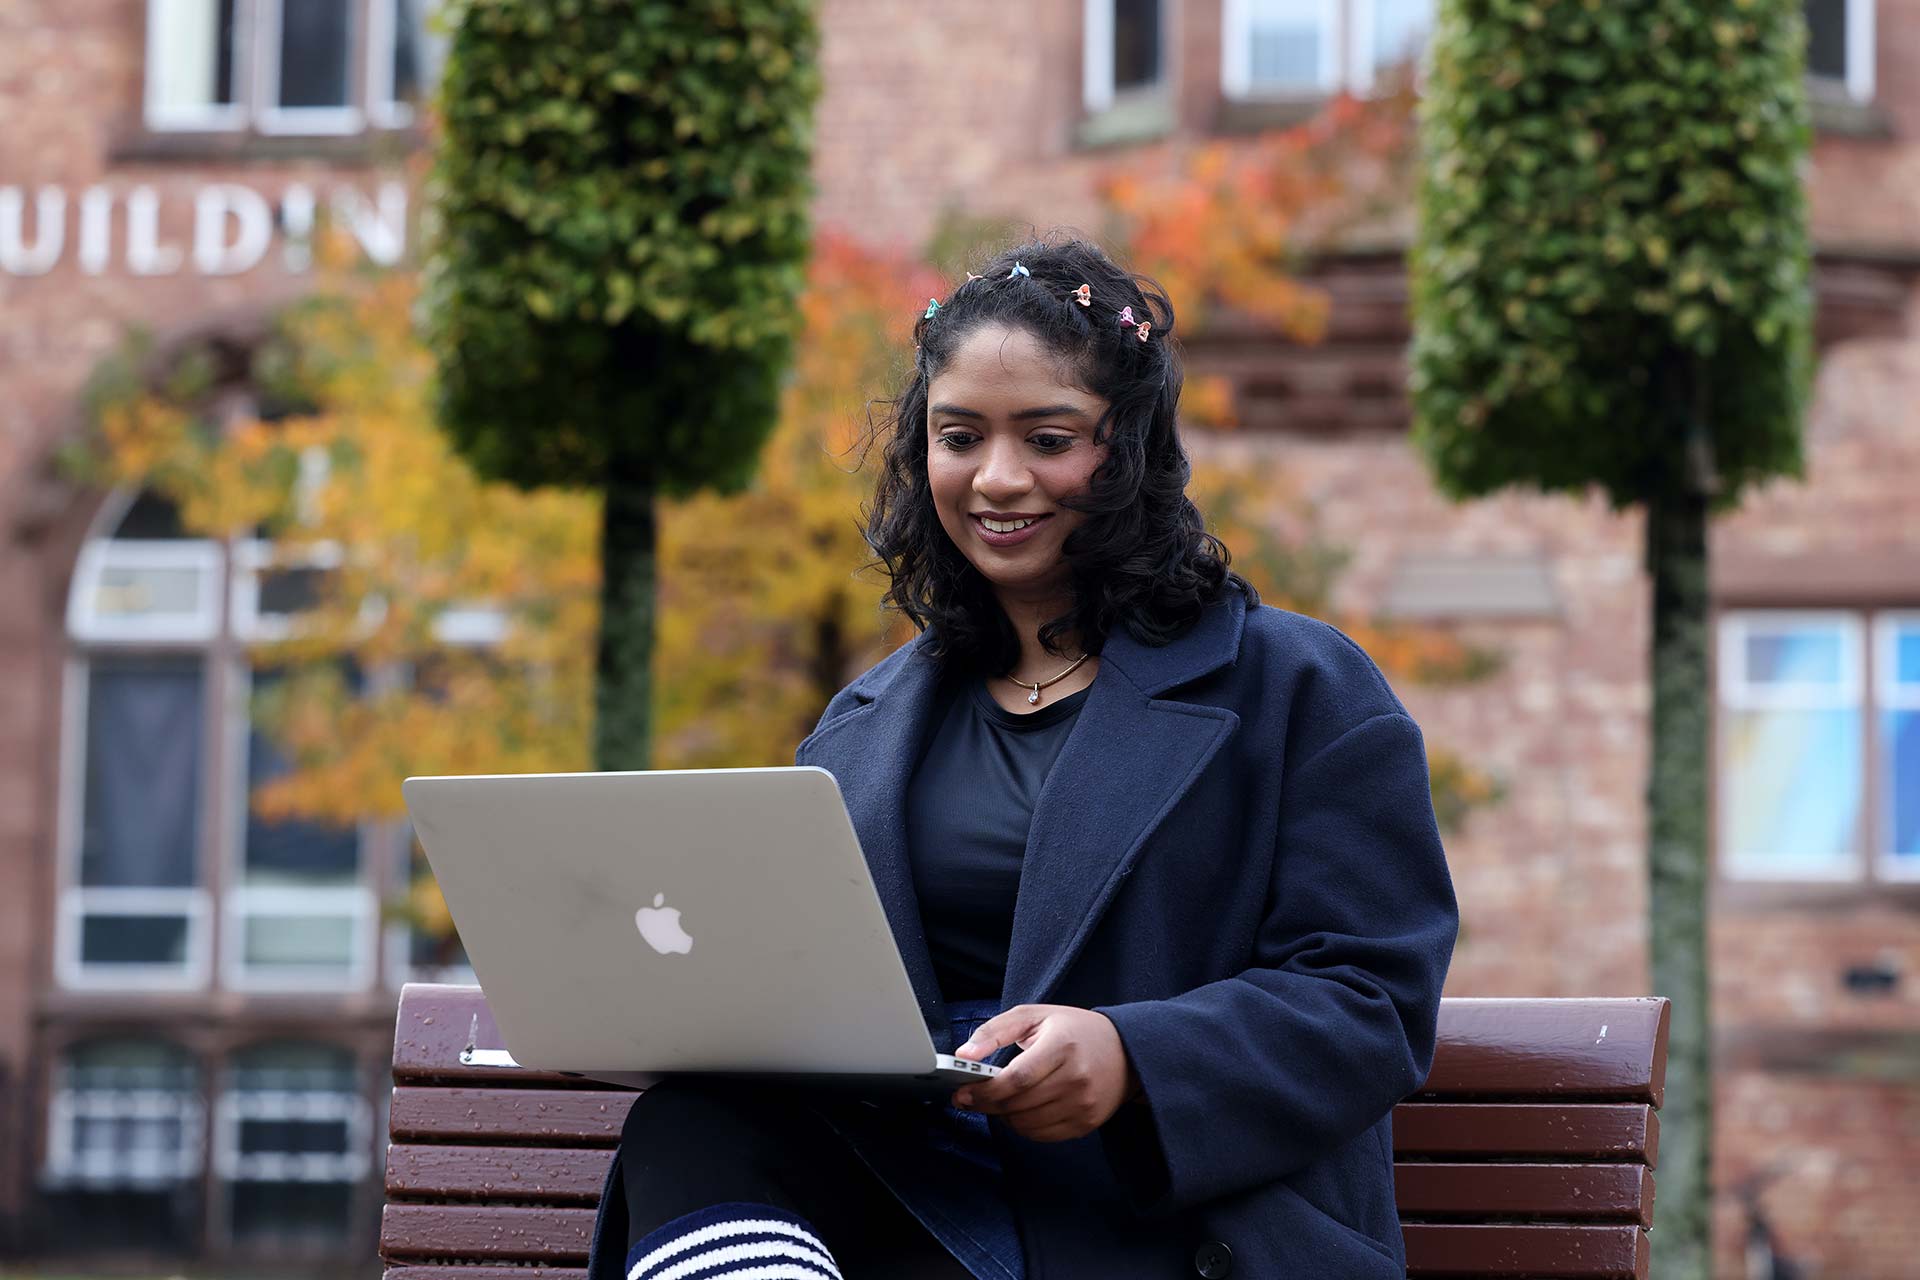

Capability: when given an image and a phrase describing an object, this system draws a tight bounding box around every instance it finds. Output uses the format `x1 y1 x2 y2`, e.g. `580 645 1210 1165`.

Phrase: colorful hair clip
966 272 983 282
924 298 941 319
1072 283 1091 307
1008 262 1031 279
1117 305 1135 326
1135 321 1151 342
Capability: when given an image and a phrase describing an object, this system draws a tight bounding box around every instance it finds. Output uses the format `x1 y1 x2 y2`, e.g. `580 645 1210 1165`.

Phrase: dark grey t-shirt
905 674 1092 1002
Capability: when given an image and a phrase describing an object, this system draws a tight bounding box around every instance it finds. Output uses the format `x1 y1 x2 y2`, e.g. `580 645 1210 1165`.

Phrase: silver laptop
400 765 1001 1094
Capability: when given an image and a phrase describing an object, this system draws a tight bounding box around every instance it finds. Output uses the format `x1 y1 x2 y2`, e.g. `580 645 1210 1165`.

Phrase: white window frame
1345 0 1434 94
1222 0 1344 99
230 538 347 642
143 0 248 132
254 0 365 136
214 1084 371 1183
1716 610 1867 882
54 657 216 992
1873 611 1920 882
221 885 378 992
366 0 436 127
1804 0 1876 104
1083 0 1172 114
382 920 477 990
45 1077 206 1188
67 539 223 645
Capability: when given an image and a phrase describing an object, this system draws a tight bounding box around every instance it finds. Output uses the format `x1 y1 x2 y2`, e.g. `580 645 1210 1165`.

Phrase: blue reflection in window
1896 628 1920 686
1747 629 1843 684
1887 709 1919 860
1724 707 1859 872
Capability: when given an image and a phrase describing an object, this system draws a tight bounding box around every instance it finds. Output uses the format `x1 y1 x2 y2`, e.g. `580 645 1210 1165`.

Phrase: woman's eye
937 432 976 450
1032 434 1072 451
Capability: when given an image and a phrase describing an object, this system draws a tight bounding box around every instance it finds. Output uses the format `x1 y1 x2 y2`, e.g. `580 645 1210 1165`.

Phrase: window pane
1896 630 1920 685
1805 0 1847 81
80 913 191 966
51 1040 201 1192
1371 0 1433 71
148 0 237 112
243 913 355 969
245 668 359 885
1247 0 1324 91
1723 707 1861 874
81 658 203 889
1886 708 1919 862
1113 0 1162 91
1747 628 1844 684
278 0 353 108
239 1117 351 1157
224 1044 362 1243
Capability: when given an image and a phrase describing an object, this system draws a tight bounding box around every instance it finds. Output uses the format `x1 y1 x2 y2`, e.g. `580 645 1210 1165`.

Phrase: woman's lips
971 513 1051 547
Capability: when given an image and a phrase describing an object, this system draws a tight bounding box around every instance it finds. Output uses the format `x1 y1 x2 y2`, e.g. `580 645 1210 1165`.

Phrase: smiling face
926 324 1111 611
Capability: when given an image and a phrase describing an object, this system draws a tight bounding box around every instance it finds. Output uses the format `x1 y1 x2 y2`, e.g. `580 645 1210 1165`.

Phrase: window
223 663 375 990
386 829 476 988
41 1040 205 1252
217 1043 369 1246
1085 0 1169 113
143 0 444 136
1717 610 1916 883
1804 0 1875 104
1222 0 1433 98
58 490 391 995
57 494 217 991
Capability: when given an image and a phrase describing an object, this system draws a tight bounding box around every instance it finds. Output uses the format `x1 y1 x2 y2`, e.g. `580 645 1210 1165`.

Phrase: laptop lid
400 766 941 1077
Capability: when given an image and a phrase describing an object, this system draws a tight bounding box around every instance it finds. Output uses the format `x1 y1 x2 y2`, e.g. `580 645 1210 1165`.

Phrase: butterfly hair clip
1008 262 1031 279
1072 283 1091 307
924 298 941 319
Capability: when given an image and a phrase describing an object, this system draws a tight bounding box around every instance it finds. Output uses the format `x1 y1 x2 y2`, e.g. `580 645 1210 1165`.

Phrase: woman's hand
950 1003 1142 1142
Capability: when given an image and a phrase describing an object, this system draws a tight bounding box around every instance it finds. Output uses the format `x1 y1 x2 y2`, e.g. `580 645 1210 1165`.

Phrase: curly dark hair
860 234 1259 679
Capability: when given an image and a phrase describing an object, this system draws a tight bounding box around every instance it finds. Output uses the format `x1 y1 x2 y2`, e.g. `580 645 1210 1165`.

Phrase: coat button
1193 1241 1233 1278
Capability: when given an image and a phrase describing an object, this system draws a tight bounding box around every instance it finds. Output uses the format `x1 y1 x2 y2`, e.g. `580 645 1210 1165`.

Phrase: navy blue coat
586 590 1458 1278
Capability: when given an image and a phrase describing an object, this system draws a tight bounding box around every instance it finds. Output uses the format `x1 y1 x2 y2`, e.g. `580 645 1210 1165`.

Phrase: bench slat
1394 1163 1653 1228
1417 999 1669 1106
387 1144 612 1203
386 1270 586 1279
390 1087 632 1144
396 984 597 1087
382 1204 595 1263
1393 1102 1659 1166
1404 1223 1650 1278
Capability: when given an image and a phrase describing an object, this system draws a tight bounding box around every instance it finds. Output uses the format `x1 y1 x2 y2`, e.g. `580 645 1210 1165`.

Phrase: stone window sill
107 123 428 166
1211 95 1329 136
1075 94 1177 152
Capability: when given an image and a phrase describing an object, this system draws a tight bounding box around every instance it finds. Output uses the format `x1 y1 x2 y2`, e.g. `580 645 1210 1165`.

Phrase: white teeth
980 516 1039 533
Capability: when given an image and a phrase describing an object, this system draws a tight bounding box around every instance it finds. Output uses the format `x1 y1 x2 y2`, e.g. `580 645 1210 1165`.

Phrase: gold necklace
1004 651 1091 706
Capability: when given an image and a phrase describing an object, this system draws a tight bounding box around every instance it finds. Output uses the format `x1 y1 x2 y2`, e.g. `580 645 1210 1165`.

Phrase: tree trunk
1646 418 1714 1278
596 449 657 771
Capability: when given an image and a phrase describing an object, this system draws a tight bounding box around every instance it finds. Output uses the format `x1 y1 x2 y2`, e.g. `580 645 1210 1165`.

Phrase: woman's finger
953 1004 1047 1061
962 1060 1070 1116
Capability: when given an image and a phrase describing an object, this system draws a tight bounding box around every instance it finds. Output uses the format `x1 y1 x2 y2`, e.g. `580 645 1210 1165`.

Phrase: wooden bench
381 986 1669 1278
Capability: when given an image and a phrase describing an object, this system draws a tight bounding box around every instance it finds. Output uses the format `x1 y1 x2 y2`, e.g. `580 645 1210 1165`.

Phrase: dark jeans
619 1076 975 1279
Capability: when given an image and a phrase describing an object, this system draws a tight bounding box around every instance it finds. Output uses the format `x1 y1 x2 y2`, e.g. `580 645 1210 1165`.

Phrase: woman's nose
972 439 1033 495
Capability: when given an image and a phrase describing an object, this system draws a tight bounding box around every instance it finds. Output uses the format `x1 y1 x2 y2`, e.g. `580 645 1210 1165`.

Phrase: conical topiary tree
1409 2 1814 1276
426 0 819 769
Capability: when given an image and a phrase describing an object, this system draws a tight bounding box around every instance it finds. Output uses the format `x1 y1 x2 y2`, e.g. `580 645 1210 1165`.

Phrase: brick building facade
1 0 1915 1274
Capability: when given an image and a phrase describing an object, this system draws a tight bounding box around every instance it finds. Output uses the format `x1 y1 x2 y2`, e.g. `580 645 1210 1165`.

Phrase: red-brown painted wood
385 1270 585 1280
394 983 605 1087
1394 1162 1654 1228
1393 1101 1660 1167
389 1087 632 1144
1416 998 1670 1106
1403 1223 1651 1278
385 1144 611 1203
381 1204 595 1263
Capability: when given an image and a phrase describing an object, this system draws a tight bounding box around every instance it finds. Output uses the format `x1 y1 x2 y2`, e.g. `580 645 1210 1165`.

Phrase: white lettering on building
0 181 412 276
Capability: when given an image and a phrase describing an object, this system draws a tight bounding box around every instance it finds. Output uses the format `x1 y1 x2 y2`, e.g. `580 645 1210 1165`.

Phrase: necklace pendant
1027 687 1041 705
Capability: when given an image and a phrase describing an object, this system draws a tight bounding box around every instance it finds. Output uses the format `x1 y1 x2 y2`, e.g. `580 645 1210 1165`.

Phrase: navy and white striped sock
625 1201 842 1280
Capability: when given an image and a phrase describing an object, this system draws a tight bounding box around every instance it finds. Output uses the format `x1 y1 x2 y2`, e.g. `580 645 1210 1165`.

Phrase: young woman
585 238 1459 1279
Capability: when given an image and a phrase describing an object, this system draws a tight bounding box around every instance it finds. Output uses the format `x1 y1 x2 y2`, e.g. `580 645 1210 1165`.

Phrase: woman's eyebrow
929 402 1092 422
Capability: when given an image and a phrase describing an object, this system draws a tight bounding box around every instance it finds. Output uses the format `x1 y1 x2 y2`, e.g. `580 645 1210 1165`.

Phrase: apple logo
635 893 693 955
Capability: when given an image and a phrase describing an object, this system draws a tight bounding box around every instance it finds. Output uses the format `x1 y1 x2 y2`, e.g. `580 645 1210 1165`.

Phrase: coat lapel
1001 594 1243 1011
794 630 951 1045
